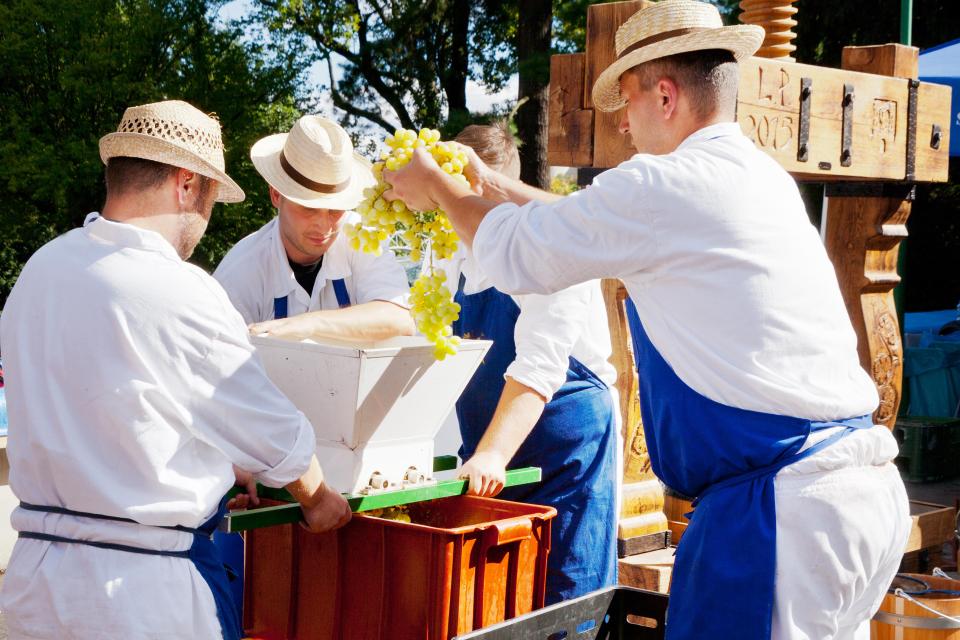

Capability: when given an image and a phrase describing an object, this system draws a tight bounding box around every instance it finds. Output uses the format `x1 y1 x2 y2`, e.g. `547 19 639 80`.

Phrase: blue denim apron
272 277 352 319
18 498 241 640
624 299 872 639
213 278 354 615
454 274 617 605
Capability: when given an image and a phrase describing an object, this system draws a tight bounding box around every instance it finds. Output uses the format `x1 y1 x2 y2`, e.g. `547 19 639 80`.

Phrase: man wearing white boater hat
0 100 352 640
382 1 911 639
214 115 413 342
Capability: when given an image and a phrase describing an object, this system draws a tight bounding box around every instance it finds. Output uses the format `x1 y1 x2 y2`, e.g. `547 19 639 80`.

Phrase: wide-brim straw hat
99 100 245 203
251 115 374 210
593 0 765 112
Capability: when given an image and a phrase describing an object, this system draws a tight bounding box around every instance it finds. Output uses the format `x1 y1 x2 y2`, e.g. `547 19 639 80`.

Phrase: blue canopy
920 38 960 156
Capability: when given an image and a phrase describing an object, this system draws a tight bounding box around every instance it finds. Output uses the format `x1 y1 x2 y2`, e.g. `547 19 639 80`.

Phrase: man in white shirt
214 115 413 343
441 123 618 604
0 100 351 640
381 2 911 639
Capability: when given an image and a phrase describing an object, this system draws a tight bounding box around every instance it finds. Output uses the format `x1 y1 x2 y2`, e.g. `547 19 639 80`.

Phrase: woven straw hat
250 116 374 210
592 0 764 112
99 100 245 203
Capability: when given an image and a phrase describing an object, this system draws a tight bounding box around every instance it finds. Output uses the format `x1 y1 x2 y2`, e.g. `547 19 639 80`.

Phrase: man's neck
669 112 736 152
102 194 183 254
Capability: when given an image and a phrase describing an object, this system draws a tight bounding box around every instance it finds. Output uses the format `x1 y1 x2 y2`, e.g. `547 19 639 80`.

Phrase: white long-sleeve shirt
0 213 316 639
471 122 879 422
214 215 410 323
434 247 616 402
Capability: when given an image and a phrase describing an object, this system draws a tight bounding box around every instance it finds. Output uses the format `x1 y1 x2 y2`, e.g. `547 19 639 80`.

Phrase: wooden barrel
871 573 960 640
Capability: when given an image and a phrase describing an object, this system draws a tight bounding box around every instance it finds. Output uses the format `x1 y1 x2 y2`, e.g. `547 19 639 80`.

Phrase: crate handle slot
485 517 534 546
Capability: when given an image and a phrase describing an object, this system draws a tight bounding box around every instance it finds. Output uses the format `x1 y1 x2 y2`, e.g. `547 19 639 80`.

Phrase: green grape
350 127 471 359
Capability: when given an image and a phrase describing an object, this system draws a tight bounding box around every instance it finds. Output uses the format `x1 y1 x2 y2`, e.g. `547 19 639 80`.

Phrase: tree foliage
253 0 515 137
0 0 311 306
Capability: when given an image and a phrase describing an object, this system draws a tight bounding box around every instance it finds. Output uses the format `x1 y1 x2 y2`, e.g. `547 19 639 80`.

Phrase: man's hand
300 482 352 533
448 142 490 197
382 148 448 211
227 465 260 510
458 451 508 497
249 316 311 341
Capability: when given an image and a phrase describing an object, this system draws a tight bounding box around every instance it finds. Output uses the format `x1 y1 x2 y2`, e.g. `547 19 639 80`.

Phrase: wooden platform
619 547 675 594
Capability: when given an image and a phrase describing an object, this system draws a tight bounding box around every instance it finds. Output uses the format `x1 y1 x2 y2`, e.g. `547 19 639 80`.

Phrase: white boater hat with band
251 115 375 210
592 0 765 113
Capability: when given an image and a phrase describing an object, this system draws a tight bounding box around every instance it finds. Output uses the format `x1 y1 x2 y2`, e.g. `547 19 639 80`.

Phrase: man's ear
269 185 282 208
657 77 680 120
174 168 200 205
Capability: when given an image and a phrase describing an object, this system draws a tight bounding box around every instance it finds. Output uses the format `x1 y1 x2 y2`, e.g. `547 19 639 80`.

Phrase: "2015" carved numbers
744 113 796 151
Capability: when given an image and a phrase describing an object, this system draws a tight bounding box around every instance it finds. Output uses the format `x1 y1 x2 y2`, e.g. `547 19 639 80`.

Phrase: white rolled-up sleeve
505 283 594 403
175 283 316 488
352 247 411 308
472 163 658 295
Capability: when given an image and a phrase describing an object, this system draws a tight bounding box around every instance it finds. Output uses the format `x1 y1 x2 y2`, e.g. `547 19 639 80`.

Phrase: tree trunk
516 0 551 189
441 0 470 128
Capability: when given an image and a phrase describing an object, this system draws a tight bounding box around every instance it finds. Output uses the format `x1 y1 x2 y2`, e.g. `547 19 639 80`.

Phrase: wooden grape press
547 0 955 590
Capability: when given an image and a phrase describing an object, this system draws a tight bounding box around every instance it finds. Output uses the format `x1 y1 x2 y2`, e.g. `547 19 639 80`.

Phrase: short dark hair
628 49 738 119
104 156 179 196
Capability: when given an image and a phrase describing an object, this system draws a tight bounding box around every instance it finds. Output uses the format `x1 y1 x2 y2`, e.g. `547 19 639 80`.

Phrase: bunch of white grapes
345 128 470 360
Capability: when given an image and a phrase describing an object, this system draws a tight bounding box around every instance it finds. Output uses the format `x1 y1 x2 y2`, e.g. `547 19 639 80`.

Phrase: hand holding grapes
382 147 446 212
344 128 471 359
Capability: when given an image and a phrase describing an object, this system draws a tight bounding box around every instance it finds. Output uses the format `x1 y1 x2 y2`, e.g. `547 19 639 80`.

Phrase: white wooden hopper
251 336 491 494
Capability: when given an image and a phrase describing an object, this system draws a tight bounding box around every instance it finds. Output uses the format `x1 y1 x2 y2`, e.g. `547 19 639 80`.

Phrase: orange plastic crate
243 495 556 640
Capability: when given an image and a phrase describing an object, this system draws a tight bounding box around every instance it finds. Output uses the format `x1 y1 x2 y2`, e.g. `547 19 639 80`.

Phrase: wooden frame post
822 44 921 428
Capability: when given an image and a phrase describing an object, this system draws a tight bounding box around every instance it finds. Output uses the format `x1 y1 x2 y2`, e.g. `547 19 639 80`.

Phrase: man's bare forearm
474 168 563 207
473 377 546 461
250 300 415 343
300 300 415 341
285 456 325 507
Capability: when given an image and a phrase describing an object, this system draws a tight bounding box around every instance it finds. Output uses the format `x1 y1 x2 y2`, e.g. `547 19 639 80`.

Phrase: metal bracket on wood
797 77 812 162
824 182 916 200
840 83 854 167
931 124 943 150
905 78 919 181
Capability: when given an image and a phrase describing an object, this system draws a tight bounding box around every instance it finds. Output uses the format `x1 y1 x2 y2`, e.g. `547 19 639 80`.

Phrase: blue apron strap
332 278 351 308
273 295 288 319
18 501 207 535
692 418 869 507
17 531 192 558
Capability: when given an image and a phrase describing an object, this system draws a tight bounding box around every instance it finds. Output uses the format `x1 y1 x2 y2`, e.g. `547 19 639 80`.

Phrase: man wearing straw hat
214 115 413 342
0 100 351 640
382 1 911 639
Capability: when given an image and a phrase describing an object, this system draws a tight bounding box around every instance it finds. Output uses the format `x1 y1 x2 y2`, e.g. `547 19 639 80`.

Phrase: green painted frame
222 458 541 533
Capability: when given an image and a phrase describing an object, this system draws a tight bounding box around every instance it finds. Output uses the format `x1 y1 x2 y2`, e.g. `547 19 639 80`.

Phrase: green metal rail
223 457 541 533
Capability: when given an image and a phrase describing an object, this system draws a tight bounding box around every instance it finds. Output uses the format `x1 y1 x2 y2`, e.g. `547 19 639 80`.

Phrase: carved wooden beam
547 4 951 181
822 44 921 429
